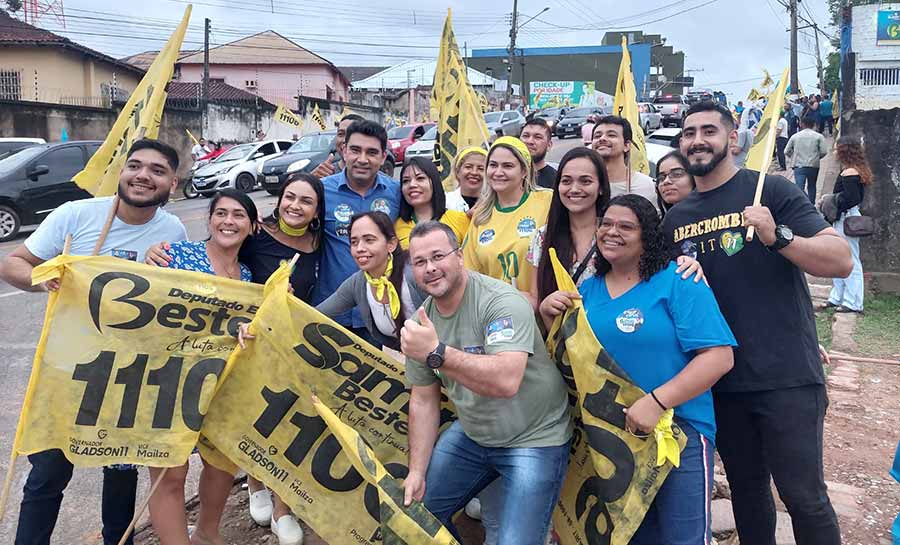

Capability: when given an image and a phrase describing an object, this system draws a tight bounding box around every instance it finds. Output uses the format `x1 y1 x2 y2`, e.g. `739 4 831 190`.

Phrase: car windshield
0 145 47 176
538 108 561 117
216 144 254 162
654 96 683 104
484 112 503 123
566 108 595 118
420 126 438 140
288 133 334 154
388 126 414 139
648 136 676 147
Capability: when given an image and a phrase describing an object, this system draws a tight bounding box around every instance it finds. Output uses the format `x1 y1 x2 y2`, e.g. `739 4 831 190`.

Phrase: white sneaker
248 488 273 526
271 514 304 545
465 497 482 520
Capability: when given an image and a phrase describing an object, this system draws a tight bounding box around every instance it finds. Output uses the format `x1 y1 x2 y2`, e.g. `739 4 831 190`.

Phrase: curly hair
594 194 675 281
836 136 874 185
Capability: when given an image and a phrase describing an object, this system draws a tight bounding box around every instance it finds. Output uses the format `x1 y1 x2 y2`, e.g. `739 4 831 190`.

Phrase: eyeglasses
656 168 687 186
411 248 460 269
598 219 638 234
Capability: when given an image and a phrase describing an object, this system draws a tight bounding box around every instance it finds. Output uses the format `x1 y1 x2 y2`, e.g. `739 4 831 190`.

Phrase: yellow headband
455 146 488 167
489 136 532 173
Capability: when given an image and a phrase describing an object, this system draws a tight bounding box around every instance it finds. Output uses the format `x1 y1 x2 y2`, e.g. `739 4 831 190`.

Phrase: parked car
647 127 682 148
638 103 663 134
0 140 100 241
535 107 567 133
404 125 438 161
260 130 336 195
0 137 46 161
388 122 434 164
555 106 608 139
484 110 526 137
191 140 293 197
653 95 690 127
646 142 676 179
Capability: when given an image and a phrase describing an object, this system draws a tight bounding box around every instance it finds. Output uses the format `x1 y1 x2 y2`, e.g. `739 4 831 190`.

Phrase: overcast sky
34 0 836 99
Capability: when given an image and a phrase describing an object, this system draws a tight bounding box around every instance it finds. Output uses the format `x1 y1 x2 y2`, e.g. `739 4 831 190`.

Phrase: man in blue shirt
312 119 400 339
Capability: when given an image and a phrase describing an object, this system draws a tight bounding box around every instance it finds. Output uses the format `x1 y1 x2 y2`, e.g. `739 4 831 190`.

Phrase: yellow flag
273 105 303 129
430 9 490 191
185 128 199 147
312 397 461 545
612 36 649 175
312 104 327 131
761 69 774 89
72 6 191 196
545 249 685 545
747 88 762 102
746 68 790 173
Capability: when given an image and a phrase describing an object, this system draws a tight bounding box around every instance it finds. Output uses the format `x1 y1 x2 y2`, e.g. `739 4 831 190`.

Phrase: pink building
174 31 350 108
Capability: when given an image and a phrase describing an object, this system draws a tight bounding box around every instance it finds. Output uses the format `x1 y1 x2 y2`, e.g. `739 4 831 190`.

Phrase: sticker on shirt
479 229 496 246
615 308 644 334
485 316 515 345
463 345 486 355
370 198 391 215
110 248 138 262
720 230 745 256
517 217 537 238
334 203 353 223
336 222 350 238
680 240 698 260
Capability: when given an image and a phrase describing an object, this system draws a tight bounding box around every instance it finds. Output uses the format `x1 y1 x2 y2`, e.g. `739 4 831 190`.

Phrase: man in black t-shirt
519 118 557 189
661 101 851 545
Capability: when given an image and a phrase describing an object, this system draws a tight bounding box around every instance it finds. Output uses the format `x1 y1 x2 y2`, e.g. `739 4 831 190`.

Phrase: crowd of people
0 98 872 545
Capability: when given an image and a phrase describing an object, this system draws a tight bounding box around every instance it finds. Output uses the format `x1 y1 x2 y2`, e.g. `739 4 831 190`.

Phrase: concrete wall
0 46 141 103
851 3 900 110
178 64 349 107
843 107 900 272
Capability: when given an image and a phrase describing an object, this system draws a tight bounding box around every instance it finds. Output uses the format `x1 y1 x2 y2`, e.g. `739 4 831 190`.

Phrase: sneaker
835 305 863 314
248 488 273 526
464 497 482 520
271 514 304 545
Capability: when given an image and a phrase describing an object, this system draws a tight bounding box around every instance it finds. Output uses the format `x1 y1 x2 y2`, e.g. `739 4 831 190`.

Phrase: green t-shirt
406 272 573 448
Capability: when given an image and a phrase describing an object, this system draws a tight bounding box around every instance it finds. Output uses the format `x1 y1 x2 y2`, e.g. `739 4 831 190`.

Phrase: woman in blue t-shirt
147 189 255 545
540 194 736 545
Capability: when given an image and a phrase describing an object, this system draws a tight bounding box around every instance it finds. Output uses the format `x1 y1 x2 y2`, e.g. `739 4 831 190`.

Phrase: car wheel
0 205 21 242
236 173 255 193
644 122 650 134
182 181 199 199
381 157 395 176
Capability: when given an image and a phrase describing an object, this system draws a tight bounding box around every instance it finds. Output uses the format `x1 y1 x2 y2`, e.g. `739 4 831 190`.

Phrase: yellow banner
199 273 456 545
746 68 790 173
430 9 490 191
546 250 685 545
12 255 263 467
274 105 303 129
72 6 191 196
313 397 460 545
312 104 327 131
612 36 649 176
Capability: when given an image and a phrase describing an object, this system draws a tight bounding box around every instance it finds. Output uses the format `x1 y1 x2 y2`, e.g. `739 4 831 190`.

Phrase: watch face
778 225 794 241
426 353 443 369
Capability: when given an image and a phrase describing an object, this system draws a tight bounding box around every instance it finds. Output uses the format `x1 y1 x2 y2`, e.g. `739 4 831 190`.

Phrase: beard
118 183 170 208
686 144 729 176
531 149 547 164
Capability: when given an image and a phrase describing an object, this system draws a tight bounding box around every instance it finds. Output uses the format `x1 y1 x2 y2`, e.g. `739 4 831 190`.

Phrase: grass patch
816 308 835 351
853 294 900 357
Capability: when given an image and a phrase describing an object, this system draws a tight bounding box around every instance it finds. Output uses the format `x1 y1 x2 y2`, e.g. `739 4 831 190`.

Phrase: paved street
0 136 581 544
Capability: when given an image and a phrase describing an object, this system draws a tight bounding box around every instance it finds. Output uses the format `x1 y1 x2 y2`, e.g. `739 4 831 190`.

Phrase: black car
555 106 608 138
0 141 100 241
535 107 567 133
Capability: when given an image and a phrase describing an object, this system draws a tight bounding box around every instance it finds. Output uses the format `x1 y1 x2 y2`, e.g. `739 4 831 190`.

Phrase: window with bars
859 67 900 86
0 69 22 100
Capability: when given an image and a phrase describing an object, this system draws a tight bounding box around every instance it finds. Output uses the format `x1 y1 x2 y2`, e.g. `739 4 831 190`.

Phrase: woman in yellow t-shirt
463 136 552 309
395 157 469 250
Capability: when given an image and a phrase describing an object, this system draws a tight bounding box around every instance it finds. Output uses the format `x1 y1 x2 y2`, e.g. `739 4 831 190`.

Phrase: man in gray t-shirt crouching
400 220 572 545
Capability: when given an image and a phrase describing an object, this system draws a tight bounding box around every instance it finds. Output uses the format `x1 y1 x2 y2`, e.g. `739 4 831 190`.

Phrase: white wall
852 3 900 110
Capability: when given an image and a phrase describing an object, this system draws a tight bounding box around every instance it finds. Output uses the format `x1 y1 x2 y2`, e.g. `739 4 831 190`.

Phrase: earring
310 217 321 231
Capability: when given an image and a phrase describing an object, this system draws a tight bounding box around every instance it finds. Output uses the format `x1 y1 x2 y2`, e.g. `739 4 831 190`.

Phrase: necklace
206 243 240 280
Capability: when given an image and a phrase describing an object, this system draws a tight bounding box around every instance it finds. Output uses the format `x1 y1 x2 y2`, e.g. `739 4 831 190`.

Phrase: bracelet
650 390 668 411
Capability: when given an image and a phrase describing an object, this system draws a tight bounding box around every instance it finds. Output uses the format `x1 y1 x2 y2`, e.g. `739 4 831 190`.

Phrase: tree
824 52 840 94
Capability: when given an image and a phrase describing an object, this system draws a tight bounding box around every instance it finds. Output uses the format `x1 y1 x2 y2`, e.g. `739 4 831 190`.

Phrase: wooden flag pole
745 127 777 243
116 467 169 545
829 353 900 367
91 196 119 256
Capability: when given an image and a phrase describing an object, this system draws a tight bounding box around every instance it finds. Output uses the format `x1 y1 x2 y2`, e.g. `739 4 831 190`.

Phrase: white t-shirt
366 282 416 338
777 118 789 138
25 196 187 262
609 171 660 213
445 188 470 213
191 144 209 160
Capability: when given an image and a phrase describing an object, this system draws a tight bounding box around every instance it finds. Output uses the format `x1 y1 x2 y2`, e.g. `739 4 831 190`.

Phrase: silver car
484 110 526 137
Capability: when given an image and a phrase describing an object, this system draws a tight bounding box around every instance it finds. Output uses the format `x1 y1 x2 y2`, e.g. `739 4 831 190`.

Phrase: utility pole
812 23 825 92
203 18 210 111
789 0 799 94
506 0 518 103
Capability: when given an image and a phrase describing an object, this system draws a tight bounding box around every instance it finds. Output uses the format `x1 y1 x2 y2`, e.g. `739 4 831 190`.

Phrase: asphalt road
0 135 582 544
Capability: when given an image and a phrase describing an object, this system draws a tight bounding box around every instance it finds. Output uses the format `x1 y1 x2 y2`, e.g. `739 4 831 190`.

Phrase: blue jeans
794 167 819 203
829 206 864 311
424 421 570 545
631 420 714 545
15 449 137 545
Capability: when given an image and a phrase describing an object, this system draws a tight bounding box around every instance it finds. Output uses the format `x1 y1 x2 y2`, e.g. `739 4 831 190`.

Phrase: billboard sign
529 81 613 109
877 10 900 45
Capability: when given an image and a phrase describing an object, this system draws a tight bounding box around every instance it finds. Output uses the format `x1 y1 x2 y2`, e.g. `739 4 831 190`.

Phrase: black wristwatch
426 342 446 370
771 224 794 250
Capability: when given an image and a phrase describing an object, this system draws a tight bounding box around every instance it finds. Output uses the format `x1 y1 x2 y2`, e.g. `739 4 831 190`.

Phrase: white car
638 103 663 134
646 142 676 178
647 127 682 148
0 137 46 160
192 140 292 196
404 125 437 161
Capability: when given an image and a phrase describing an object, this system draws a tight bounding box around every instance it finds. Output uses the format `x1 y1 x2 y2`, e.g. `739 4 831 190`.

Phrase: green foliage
825 52 841 95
